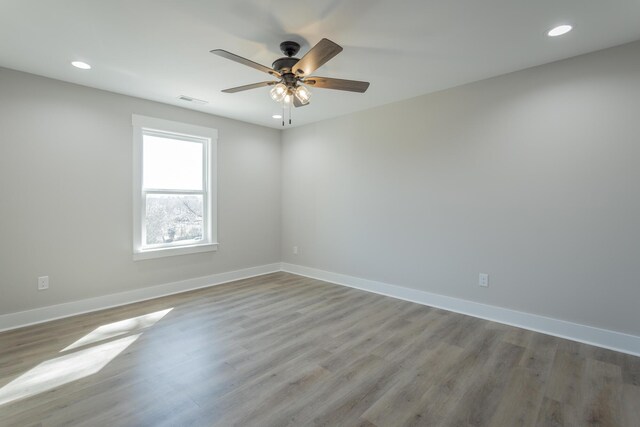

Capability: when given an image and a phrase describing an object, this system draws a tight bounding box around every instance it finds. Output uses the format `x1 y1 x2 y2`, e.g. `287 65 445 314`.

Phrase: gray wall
2 40 639 336
0 68 281 315
281 41 640 335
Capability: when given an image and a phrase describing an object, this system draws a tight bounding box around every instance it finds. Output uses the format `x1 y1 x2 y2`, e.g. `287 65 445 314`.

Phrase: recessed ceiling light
548 25 573 37
272 114 282 119
71 61 91 70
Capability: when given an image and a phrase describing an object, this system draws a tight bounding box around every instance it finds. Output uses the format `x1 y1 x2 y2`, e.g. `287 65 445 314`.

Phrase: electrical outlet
293 246 298 255
479 273 489 287
38 276 49 290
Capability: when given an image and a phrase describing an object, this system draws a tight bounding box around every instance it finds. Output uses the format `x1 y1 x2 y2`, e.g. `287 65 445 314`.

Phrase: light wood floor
1 272 638 426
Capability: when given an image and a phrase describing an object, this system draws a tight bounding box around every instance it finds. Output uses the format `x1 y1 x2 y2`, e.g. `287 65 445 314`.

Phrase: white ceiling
1 1 639 129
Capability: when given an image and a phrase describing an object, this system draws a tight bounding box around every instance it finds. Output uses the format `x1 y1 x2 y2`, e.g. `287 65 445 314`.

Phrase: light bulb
270 83 287 102
283 92 293 105
295 85 311 104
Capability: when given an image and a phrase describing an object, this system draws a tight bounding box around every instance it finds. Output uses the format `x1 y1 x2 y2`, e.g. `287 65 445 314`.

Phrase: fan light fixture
295 85 311 105
271 84 311 107
270 83 287 102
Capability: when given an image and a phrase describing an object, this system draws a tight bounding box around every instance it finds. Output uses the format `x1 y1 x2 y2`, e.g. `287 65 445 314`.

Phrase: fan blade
303 77 370 93
293 96 309 108
221 81 277 93
211 49 281 78
292 38 343 76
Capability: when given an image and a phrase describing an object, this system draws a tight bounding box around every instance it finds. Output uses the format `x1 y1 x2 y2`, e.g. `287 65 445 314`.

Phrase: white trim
131 114 218 260
0 263 280 333
280 263 640 357
131 115 218 140
132 242 219 261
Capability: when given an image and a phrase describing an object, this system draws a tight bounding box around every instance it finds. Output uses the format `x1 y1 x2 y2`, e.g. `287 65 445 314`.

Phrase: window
132 115 217 260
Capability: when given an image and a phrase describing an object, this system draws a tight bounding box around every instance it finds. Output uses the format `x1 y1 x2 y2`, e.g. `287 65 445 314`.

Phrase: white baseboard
0 263 281 332
280 263 640 357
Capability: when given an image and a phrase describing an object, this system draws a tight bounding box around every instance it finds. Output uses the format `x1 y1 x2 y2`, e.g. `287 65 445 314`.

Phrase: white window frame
132 114 218 260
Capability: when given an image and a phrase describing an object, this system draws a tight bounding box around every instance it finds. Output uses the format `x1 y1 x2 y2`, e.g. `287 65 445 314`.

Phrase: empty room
1 1 639 426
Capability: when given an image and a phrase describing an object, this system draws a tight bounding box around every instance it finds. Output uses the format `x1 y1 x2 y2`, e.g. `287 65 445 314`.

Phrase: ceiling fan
211 39 370 124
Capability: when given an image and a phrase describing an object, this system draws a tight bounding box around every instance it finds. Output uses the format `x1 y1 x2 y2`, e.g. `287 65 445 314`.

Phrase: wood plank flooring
0 272 638 426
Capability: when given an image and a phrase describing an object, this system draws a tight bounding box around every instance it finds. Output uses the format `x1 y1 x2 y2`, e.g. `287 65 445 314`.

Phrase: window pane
145 194 204 245
143 134 203 190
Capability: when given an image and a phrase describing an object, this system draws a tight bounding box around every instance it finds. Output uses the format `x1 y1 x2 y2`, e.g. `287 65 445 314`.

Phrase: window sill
133 242 219 261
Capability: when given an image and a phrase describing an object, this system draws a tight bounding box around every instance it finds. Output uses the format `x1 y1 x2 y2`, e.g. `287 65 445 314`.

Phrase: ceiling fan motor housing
279 41 301 57
273 41 302 77
272 57 299 75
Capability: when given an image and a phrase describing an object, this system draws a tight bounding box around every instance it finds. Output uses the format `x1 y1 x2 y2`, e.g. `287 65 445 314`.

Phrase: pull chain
280 95 294 127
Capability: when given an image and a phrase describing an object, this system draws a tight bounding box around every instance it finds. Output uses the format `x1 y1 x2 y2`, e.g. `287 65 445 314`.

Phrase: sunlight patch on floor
0 307 174 406
62 308 173 352
0 334 140 406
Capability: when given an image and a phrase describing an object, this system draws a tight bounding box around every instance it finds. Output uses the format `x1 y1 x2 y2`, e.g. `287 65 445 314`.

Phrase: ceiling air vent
178 95 208 105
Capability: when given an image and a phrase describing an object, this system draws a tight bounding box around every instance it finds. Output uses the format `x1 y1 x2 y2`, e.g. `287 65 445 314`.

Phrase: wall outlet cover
479 273 489 287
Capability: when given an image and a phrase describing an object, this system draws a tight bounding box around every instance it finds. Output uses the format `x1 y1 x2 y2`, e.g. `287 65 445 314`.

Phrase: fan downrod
279 41 301 57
